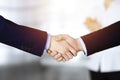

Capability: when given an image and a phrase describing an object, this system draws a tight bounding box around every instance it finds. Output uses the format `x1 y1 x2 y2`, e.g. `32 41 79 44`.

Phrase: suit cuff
45 34 51 50
79 38 87 55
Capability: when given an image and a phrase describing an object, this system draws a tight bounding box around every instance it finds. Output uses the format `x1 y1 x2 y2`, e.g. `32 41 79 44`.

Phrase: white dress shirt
82 0 120 72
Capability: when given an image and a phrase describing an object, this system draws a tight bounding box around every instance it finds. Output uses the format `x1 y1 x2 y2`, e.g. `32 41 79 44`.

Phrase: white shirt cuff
79 38 87 55
45 34 51 50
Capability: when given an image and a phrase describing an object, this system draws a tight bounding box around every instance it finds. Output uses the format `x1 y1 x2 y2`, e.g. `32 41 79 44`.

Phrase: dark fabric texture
81 21 120 55
0 15 47 56
90 70 120 80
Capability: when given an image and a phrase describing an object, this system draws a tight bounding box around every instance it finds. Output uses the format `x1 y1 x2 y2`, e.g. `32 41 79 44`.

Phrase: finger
62 34 72 40
47 49 52 54
56 57 63 62
59 56 66 62
68 46 77 56
65 40 77 56
65 51 73 59
61 52 69 61
62 58 66 62
50 51 58 57
64 42 75 58
54 53 62 59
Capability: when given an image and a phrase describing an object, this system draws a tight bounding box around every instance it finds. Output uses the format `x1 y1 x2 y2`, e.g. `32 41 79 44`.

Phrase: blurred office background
0 0 120 80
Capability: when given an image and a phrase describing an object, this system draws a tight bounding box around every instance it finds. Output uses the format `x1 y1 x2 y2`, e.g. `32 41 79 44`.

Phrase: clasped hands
47 34 83 62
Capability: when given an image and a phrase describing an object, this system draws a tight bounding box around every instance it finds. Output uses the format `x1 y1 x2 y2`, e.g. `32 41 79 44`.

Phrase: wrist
76 38 84 51
47 35 53 55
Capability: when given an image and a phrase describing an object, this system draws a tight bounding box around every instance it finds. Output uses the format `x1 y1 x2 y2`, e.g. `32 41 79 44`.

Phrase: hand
47 50 65 62
62 35 83 52
47 35 77 62
47 34 83 62
58 35 84 62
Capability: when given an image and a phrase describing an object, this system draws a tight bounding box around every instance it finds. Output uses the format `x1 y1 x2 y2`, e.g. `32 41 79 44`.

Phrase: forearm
81 21 120 55
0 15 47 56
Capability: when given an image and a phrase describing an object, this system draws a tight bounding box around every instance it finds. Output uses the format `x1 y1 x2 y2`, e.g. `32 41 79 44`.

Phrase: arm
81 21 120 55
0 15 76 61
0 15 47 56
54 21 120 60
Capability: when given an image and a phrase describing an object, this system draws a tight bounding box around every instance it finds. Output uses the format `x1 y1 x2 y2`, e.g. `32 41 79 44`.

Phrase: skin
47 34 83 62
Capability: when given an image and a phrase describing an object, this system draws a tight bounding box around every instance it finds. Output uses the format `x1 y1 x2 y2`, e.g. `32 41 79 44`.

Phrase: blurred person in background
51 21 120 80
50 0 120 80
84 0 120 80
0 0 119 79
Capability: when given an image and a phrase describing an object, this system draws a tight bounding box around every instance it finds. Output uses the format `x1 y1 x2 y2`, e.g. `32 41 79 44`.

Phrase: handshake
47 34 84 62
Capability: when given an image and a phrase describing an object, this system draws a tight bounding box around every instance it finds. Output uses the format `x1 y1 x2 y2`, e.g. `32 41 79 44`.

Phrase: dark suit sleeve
0 15 47 56
81 21 120 55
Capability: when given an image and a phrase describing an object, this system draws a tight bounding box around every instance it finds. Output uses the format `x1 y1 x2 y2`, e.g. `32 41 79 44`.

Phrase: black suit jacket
0 15 47 56
81 21 120 55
